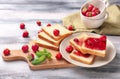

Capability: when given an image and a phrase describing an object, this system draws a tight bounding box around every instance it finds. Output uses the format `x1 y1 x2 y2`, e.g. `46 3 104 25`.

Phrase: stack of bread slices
69 33 107 64
35 24 72 51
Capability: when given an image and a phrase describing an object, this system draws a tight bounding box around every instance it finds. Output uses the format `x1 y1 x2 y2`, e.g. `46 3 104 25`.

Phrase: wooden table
0 0 120 79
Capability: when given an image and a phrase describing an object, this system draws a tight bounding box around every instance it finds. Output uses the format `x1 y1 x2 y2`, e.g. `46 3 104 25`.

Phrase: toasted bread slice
35 38 59 51
42 24 72 41
70 50 95 64
81 34 107 57
38 31 62 46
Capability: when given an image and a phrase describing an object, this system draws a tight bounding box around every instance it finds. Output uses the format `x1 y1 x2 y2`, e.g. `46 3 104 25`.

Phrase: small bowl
80 0 109 28
80 0 108 19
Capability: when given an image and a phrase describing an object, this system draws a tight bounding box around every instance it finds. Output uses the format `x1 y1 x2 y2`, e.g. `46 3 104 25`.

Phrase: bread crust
70 51 95 64
35 39 59 51
35 42 59 51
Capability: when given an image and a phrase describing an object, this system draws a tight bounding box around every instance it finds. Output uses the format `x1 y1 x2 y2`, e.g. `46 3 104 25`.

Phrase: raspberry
47 23 51 27
3 48 10 56
92 12 97 16
73 38 79 43
82 7 88 16
95 9 100 14
20 23 25 29
36 20 41 26
88 4 94 11
27 53 34 61
56 52 62 60
92 7 100 14
65 45 73 53
22 45 29 53
53 29 60 36
67 25 74 31
86 12 92 17
22 31 29 38
31 44 39 53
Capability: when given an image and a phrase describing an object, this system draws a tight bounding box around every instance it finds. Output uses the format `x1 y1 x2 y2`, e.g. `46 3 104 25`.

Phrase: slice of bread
69 33 87 54
70 50 95 64
42 24 72 41
81 34 107 57
38 31 62 46
35 38 59 51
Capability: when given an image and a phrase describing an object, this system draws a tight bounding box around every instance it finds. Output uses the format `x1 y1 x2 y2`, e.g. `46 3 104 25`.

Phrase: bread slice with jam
81 34 107 57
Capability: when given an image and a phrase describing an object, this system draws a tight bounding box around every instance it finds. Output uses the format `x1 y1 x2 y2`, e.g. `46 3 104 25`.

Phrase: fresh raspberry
22 31 29 38
92 11 97 16
53 29 60 36
92 7 100 14
3 48 10 56
67 25 74 31
47 23 51 27
82 7 88 16
88 4 94 11
22 45 29 53
27 53 34 61
65 45 73 53
20 23 25 29
73 38 79 43
31 44 39 53
86 12 92 17
36 20 41 26
95 9 100 14
56 52 62 60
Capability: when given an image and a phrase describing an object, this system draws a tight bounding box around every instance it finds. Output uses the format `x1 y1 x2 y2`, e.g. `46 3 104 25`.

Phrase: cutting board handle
2 50 29 62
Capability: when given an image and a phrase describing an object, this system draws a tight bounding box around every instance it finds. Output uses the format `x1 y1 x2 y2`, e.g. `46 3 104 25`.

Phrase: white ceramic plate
60 32 116 68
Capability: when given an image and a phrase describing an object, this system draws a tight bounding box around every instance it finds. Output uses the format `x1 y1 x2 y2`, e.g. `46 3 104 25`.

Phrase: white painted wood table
0 0 120 79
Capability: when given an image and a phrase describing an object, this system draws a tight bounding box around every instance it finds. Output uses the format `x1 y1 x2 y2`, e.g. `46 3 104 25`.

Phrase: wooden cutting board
2 41 75 70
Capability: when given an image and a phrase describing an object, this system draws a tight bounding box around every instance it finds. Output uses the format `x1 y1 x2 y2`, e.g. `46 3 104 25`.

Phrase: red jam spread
73 50 90 58
84 35 106 50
